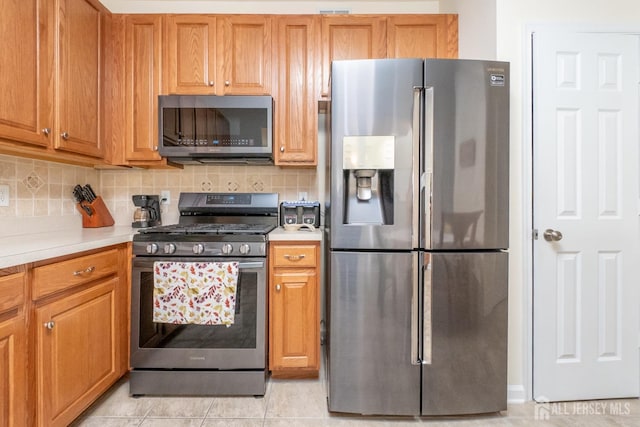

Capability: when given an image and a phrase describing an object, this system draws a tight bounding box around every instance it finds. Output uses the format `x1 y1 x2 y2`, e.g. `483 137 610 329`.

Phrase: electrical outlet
0 184 9 207
160 190 170 205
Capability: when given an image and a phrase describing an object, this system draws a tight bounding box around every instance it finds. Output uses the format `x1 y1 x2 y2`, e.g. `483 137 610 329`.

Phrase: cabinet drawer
0 271 25 314
32 249 119 300
271 244 317 268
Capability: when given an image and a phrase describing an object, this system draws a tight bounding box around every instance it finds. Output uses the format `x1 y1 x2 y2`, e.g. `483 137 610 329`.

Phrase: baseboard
508 384 527 403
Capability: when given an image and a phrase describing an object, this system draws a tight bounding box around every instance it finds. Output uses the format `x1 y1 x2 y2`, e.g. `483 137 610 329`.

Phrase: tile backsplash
101 164 319 225
0 154 319 232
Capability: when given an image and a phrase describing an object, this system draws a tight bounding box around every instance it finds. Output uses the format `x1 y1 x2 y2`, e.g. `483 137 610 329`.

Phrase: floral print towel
153 261 239 326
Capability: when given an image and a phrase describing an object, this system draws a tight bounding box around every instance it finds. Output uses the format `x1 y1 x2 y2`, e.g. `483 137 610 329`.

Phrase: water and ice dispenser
342 136 395 225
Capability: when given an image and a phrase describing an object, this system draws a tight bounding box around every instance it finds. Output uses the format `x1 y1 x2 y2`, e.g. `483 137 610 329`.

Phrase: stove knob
146 243 159 254
239 244 250 255
164 243 177 254
192 243 205 254
222 243 233 254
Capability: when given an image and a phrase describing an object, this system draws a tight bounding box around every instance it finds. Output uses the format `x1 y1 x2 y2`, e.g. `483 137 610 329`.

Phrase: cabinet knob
276 284 281 292
225 80 230 87
42 127 51 136
61 132 69 140
44 321 55 330
208 81 215 86
280 146 285 153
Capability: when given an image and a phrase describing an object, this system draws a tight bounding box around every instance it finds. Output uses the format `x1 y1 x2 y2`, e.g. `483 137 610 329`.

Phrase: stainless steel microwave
158 95 273 165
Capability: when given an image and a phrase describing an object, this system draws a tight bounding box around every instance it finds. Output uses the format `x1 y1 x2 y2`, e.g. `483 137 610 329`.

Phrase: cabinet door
218 15 272 94
36 278 119 427
274 16 319 166
387 15 458 59
125 15 163 161
320 16 386 97
56 0 103 158
0 0 53 148
0 316 27 427
165 15 217 94
270 269 318 371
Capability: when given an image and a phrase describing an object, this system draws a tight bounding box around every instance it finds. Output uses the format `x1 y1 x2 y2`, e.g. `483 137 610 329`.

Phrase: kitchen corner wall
0 153 318 231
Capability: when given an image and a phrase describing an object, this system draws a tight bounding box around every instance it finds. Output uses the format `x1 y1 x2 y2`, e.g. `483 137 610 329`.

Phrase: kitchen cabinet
55 0 105 158
0 0 107 165
164 15 217 94
31 245 129 427
387 15 458 59
320 15 387 97
164 15 271 95
0 0 53 149
269 242 320 378
219 15 272 95
109 14 175 167
0 268 27 427
273 16 320 166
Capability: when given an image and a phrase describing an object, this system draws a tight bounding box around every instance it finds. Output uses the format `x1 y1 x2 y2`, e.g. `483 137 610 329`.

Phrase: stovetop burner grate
138 223 276 236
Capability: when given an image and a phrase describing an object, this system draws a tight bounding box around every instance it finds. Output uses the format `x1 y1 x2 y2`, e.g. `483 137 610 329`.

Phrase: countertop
268 226 323 242
0 226 136 269
0 225 323 269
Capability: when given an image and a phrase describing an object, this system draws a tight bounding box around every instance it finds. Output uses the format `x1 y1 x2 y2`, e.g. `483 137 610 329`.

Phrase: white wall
439 0 496 60
100 0 439 14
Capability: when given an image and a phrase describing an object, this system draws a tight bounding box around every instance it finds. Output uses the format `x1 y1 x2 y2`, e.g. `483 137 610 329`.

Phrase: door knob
543 229 563 242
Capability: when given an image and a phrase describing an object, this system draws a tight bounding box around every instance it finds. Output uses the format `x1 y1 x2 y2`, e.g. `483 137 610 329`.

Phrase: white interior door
533 31 640 402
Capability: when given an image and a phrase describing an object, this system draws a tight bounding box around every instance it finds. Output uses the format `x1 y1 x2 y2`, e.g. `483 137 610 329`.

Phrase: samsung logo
189 356 206 361
490 74 505 87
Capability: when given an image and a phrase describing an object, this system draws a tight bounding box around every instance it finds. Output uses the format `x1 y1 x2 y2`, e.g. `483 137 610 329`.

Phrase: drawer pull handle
73 266 96 276
284 254 305 261
44 321 55 330
276 284 281 292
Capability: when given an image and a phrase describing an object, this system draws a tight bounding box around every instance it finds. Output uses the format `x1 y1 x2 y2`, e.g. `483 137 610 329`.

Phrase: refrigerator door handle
422 254 432 365
412 87 422 249
423 86 434 248
411 252 421 365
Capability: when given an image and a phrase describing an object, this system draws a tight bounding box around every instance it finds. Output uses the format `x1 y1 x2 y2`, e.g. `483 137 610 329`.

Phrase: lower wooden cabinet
268 241 320 378
0 268 27 427
30 244 129 427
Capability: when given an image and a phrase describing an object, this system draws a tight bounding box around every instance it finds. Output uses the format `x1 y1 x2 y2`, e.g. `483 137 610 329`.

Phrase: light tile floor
72 352 640 427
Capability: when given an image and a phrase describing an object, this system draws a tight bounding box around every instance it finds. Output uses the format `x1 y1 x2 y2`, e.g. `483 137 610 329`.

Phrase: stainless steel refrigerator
326 58 509 416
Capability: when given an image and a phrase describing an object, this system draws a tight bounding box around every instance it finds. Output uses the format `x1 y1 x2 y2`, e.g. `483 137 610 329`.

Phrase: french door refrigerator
326 58 509 416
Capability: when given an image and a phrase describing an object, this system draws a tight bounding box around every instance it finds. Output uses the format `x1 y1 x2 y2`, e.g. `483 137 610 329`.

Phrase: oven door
130 256 266 370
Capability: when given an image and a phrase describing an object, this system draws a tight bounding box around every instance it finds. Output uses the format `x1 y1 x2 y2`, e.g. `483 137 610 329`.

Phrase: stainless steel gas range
129 192 278 396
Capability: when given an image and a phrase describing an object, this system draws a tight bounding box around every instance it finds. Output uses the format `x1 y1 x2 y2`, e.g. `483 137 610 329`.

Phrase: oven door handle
238 261 264 269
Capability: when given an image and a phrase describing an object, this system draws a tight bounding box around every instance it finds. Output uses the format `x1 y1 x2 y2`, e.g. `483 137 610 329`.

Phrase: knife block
76 196 115 228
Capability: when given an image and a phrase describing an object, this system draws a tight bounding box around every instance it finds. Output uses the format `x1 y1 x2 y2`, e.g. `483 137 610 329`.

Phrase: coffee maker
132 195 162 228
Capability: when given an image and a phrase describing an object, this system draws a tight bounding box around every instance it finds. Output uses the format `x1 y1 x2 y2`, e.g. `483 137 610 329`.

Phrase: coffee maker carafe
132 195 162 228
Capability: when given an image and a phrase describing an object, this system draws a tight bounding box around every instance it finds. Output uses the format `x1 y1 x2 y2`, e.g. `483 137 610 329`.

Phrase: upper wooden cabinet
0 0 53 149
165 15 217 94
55 0 104 158
320 15 386 97
164 15 271 95
0 0 106 164
124 15 163 163
387 15 458 59
273 16 320 166
219 15 272 94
